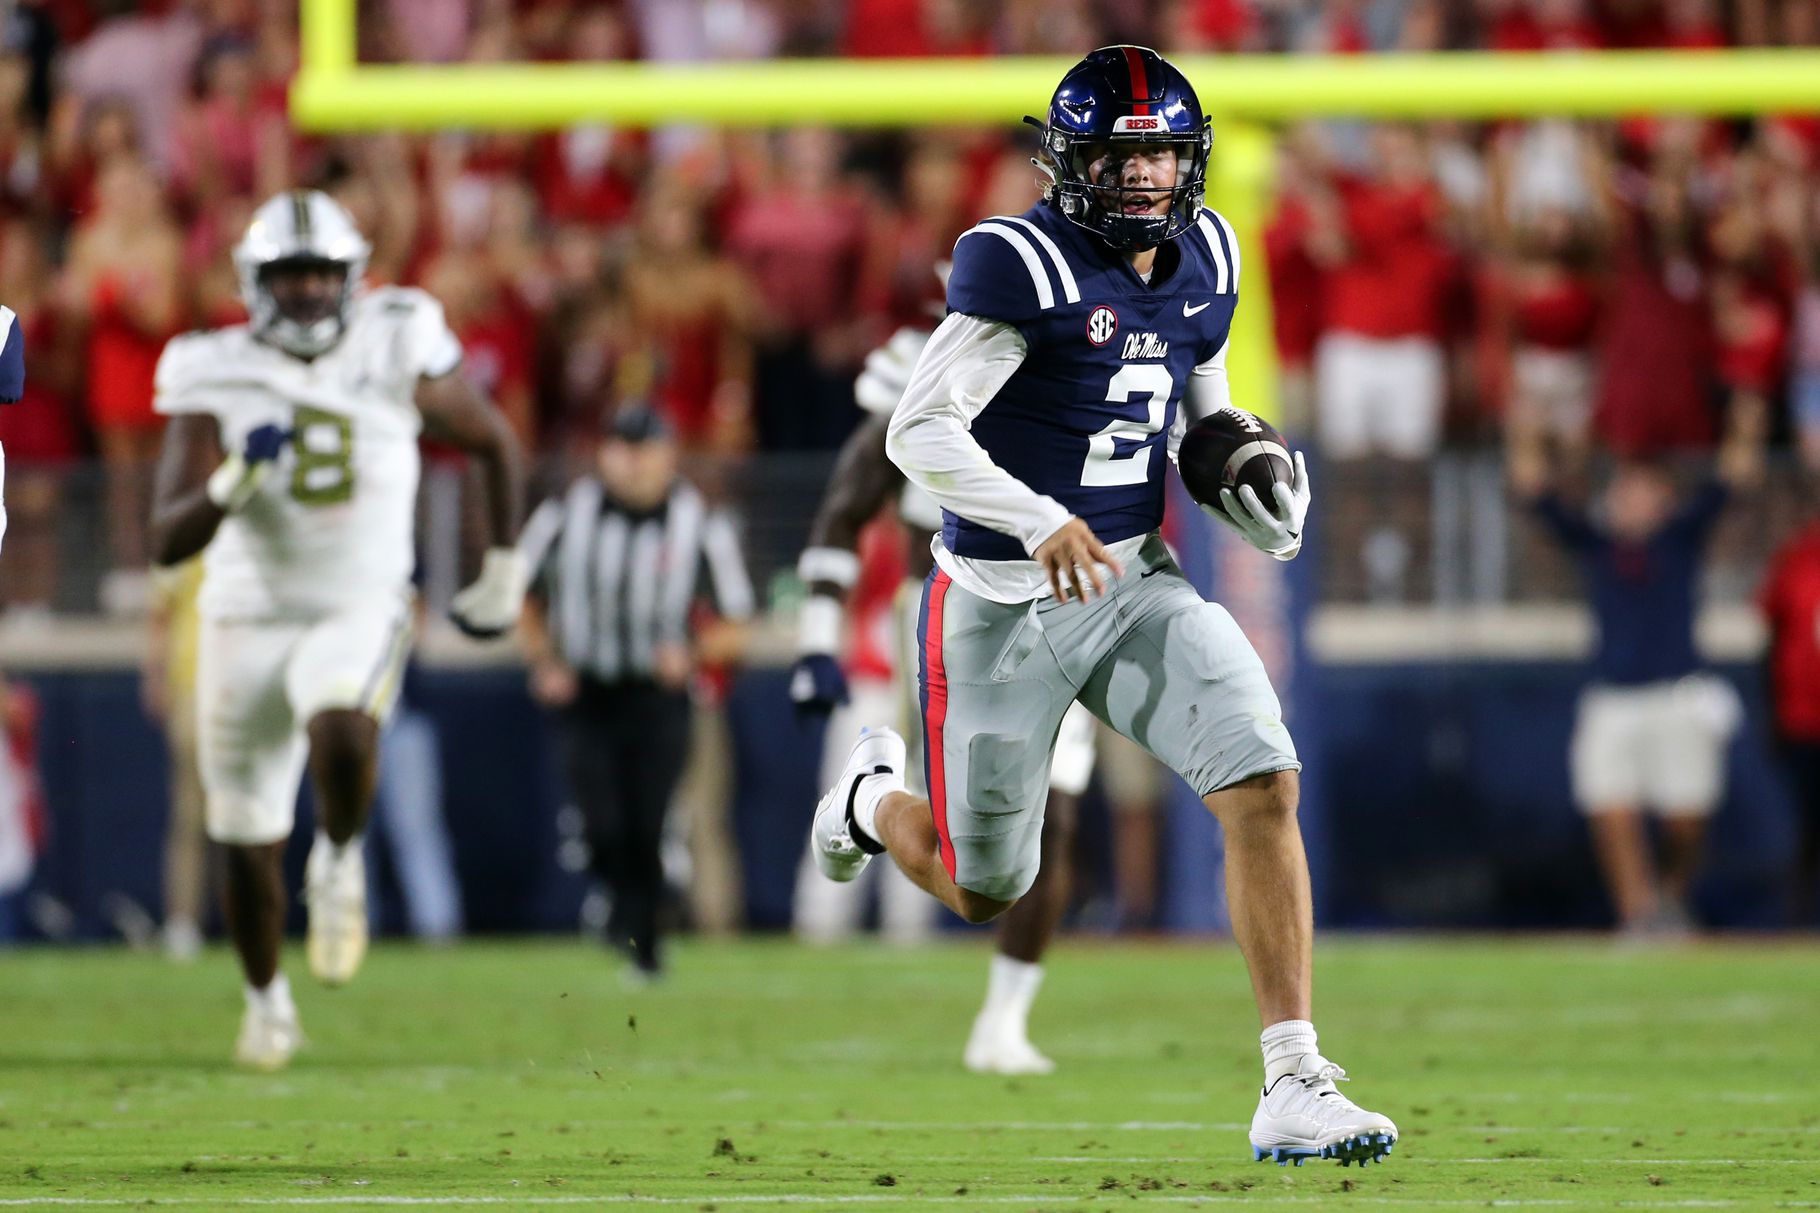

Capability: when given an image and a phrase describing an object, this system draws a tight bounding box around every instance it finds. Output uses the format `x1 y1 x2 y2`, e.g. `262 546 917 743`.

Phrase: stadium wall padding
10 661 1801 943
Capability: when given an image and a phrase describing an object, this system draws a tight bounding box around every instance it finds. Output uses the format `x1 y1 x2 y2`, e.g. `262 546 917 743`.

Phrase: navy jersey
942 203 1240 560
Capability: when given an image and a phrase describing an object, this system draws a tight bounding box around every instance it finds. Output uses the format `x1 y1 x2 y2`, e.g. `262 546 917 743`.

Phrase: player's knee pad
965 733 1036 817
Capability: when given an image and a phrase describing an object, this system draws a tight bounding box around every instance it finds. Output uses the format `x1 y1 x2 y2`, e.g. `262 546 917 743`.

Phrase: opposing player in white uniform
149 191 525 1070
790 320 1099 1074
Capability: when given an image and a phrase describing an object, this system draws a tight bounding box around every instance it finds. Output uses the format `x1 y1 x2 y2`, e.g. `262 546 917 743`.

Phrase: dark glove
243 423 292 464
789 653 849 719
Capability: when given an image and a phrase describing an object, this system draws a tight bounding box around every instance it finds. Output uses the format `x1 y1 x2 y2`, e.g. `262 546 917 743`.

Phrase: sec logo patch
1086 305 1118 346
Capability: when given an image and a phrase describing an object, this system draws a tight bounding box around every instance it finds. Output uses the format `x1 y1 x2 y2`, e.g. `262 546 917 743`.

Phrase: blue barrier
9 661 1802 940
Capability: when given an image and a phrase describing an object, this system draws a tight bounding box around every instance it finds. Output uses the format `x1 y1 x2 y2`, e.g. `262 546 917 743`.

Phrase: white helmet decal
234 190 372 358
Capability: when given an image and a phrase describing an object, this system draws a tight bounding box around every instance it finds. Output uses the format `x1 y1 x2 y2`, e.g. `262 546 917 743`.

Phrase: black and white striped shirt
518 478 754 684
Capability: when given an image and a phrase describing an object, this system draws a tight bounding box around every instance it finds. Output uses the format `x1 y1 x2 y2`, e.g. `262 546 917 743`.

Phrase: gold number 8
291 405 355 505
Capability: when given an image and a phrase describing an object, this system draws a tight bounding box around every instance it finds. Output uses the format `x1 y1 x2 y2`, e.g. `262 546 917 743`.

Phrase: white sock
849 771 902 847
1261 1019 1318 1086
314 830 363 864
980 954 1044 1034
246 972 295 1019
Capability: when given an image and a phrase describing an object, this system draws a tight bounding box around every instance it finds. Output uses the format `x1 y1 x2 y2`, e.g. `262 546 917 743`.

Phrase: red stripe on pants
923 570 956 880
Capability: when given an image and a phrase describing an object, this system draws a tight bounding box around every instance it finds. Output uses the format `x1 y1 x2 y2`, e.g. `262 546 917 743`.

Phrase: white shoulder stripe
1193 214 1237 295
957 222 1056 311
987 217 1081 305
1196 214 1231 295
1212 211 1242 289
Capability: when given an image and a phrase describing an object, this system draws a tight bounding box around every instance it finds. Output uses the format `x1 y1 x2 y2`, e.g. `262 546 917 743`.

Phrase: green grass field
2 937 1817 1210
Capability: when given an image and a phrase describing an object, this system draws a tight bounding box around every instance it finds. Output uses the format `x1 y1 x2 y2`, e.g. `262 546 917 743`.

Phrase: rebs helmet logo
1086 305 1118 346
1113 115 1163 133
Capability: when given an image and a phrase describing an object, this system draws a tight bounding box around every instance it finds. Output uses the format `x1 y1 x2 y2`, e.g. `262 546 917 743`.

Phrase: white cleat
963 1017 1056 1076
811 727 906 883
305 842 368 986
234 1002 304 1071
1250 1054 1398 1167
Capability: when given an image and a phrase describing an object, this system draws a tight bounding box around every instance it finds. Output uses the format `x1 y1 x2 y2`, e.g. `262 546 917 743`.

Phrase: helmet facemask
240 249 364 355
234 190 371 359
1035 123 1211 251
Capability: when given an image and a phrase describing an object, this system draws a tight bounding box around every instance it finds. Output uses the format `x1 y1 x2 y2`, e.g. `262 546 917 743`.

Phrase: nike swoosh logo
1183 301 1212 317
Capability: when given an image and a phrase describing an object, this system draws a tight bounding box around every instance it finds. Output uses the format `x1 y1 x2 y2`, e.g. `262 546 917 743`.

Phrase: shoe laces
1292 1061 1370 1122
1299 1060 1347 1090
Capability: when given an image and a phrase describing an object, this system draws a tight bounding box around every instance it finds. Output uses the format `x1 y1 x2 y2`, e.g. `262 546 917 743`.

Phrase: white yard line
1 1194 1818 1208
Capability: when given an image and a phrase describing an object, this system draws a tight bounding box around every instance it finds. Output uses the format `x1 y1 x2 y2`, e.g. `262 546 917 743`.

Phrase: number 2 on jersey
291 405 354 505
1080 364 1173 487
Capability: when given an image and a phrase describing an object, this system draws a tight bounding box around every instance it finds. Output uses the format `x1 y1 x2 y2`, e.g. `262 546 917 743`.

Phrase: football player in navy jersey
809 47 1397 1167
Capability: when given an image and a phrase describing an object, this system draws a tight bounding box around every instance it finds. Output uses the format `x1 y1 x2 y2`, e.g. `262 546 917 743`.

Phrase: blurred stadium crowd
0 0 1817 614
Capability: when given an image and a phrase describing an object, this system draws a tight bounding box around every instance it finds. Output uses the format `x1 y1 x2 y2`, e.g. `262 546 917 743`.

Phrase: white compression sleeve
1168 335 1234 464
885 312 1074 557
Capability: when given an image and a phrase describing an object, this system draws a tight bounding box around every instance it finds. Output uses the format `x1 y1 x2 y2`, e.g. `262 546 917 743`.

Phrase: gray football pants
917 533 1299 902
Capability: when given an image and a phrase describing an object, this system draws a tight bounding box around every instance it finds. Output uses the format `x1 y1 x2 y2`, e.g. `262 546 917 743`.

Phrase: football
1176 406 1296 521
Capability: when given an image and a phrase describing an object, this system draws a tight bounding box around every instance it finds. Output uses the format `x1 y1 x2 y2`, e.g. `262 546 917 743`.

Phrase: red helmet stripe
1122 46 1151 116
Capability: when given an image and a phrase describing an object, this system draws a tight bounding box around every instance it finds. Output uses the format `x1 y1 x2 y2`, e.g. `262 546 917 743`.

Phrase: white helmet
233 190 371 358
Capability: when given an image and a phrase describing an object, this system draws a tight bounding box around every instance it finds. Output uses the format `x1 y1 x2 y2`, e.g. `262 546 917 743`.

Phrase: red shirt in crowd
535 130 640 228
1593 226 1714 453
1263 196 1324 368
1760 523 1820 742
1487 6 1604 50
85 274 172 434
1511 270 1602 351
842 0 990 57
1322 177 1453 341
1185 0 1255 48
456 311 534 418
1715 279 1789 395
726 188 865 338
645 308 727 445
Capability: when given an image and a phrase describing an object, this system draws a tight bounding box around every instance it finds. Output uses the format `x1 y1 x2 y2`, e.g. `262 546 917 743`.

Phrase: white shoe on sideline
234 1002 304 1071
811 727 905 883
305 841 368 986
963 1014 1056 1076
1250 1054 1397 1167
164 917 203 963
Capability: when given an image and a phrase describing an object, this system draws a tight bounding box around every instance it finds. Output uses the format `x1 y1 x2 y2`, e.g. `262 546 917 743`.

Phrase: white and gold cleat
234 1001 304 1071
305 840 368 986
963 1015 1057 1076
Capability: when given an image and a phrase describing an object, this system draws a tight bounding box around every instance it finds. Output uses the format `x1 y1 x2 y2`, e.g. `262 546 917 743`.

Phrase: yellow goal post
289 0 1820 417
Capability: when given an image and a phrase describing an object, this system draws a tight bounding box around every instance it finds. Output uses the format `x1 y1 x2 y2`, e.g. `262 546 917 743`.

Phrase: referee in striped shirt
519 407 753 978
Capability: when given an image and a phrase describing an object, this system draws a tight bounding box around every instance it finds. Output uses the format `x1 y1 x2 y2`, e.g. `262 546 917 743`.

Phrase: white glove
854 326 932 415
1207 450 1311 562
450 546 526 638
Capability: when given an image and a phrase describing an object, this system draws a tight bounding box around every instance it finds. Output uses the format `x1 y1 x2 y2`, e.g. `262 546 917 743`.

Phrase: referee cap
602 404 672 444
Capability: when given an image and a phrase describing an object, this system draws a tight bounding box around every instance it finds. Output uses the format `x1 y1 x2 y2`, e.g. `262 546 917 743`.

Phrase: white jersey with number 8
154 286 462 621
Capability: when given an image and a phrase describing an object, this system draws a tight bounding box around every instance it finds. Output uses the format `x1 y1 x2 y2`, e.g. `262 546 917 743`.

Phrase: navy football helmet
1028 46 1212 250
